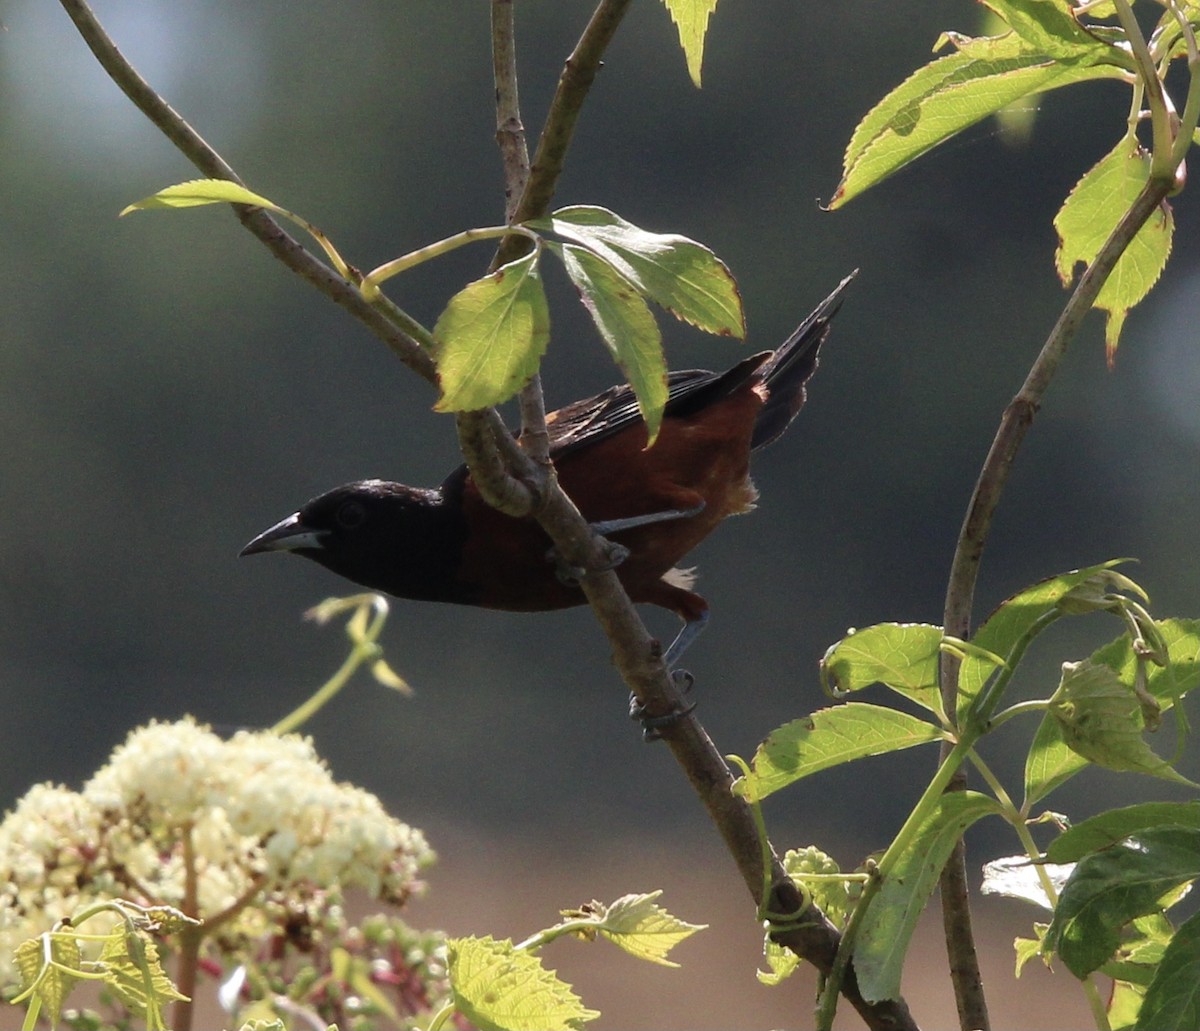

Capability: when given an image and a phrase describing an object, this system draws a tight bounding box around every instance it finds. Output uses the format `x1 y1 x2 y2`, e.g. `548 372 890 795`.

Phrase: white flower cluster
0 717 434 984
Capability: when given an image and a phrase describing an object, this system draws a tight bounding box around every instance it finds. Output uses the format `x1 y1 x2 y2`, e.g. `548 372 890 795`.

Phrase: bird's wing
544 354 770 459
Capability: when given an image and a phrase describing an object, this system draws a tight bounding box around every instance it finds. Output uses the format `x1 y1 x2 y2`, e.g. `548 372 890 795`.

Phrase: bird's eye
336 501 366 529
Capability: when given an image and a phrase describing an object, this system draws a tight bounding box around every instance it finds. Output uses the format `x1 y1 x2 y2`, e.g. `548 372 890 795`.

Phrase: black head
240 479 470 603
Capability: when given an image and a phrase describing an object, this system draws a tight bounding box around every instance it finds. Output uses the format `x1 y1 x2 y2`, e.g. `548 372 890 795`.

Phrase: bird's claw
629 671 696 741
548 541 630 586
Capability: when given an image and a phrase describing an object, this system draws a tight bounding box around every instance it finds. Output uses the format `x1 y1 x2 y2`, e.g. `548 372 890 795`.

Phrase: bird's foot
549 540 630 586
629 671 696 742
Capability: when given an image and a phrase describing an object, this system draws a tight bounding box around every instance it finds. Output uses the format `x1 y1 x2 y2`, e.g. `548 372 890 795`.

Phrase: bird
241 272 854 673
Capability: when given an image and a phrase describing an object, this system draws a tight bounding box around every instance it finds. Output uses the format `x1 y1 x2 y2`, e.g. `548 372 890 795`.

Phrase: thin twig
58 0 436 385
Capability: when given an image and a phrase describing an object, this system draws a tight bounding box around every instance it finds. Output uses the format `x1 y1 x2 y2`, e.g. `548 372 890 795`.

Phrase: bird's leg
549 501 706 585
630 610 709 740
588 500 705 537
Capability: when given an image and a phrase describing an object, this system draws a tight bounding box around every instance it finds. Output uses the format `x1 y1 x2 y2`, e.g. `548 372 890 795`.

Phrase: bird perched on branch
242 273 854 670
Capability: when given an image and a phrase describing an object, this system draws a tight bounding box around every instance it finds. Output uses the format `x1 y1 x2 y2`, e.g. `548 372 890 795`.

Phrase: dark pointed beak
239 513 327 556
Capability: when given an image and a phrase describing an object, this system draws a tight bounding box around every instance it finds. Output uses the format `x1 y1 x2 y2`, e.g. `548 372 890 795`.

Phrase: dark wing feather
543 355 771 460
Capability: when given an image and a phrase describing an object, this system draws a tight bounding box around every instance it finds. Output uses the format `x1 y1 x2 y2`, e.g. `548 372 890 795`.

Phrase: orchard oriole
242 273 854 667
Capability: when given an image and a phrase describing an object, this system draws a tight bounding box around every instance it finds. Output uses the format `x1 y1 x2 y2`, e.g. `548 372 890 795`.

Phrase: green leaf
760 847 854 986
433 248 550 412
1014 923 1051 977
552 242 668 444
1025 618 1200 805
593 892 706 967
448 936 599 1031
819 622 945 717
1113 979 1149 1029
98 927 188 1023
661 0 719 87
1092 618 1200 707
855 791 1001 1002
986 0 1110 58
529 206 744 338
962 560 1131 714
1047 802 1200 864
120 177 281 215
14 934 82 1026
122 178 354 280
1054 139 1174 363
732 703 943 800
1024 711 1088 808
1047 827 1200 978
1136 908 1200 1031
833 30 1126 208
1048 660 1197 786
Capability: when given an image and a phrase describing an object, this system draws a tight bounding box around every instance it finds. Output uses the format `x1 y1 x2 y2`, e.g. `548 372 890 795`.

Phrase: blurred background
2 1 1198 1027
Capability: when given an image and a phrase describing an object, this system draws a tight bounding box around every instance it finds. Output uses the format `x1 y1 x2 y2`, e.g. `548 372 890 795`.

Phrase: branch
936 180 1174 1031
58 0 436 386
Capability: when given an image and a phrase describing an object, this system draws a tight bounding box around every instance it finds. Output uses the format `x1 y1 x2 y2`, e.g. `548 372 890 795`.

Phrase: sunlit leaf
14 935 81 1026
733 703 942 800
448 936 599 1031
1054 139 1174 363
820 623 945 717
553 242 668 444
1048 660 1197 786
854 791 1001 1002
661 0 719 86
1047 802 1200 863
433 249 550 412
592 892 705 967
833 30 1126 207
529 206 744 338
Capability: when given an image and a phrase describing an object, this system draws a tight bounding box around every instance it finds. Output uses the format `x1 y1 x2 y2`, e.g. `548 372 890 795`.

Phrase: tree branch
58 0 436 386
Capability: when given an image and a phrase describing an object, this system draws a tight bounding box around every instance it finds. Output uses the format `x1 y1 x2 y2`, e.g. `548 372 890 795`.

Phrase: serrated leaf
833 30 1126 207
529 206 744 338
758 938 801 987
733 703 942 800
782 845 854 929
1054 139 1174 363
1024 711 1089 807
98 927 188 1022
448 936 599 1031
1014 923 1051 977
433 249 550 412
120 177 282 215
553 242 668 444
1025 619 1200 805
962 560 1131 715
820 623 945 717
1047 827 1200 978
987 0 1106 58
595 892 705 967
661 0 719 86
1048 660 1197 786
855 791 1001 1002
1092 618 1200 707
121 178 353 280
1135 908 1200 1030
1047 802 1200 863
14 934 82 1025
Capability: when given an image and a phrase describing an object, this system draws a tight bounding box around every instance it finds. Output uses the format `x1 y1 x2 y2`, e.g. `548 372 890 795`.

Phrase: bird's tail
751 270 857 452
